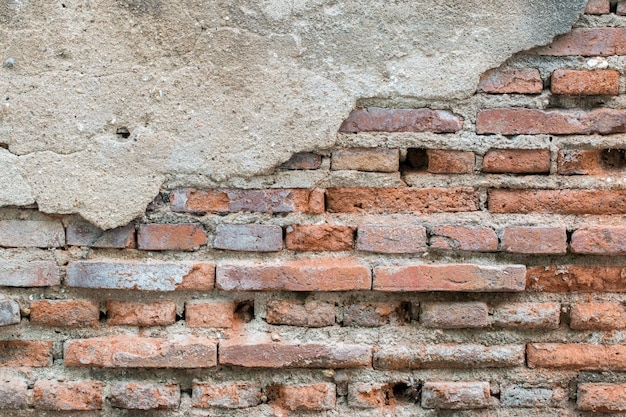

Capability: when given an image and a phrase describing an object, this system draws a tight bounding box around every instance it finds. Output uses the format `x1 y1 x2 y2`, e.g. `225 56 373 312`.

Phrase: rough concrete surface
0 0 586 228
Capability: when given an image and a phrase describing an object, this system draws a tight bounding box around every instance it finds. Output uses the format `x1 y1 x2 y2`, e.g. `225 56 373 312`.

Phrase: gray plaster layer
0 0 586 228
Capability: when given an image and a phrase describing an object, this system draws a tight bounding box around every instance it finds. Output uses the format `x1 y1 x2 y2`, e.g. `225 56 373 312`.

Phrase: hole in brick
401 148 428 172
600 149 626 170
175 312 184 322
611 1 618 13
234 300 254 323
390 382 421 404
399 302 412 323
99 310 107 322
264 385 280 403
566 230 574 243
116 126 131 138
0 143 8 150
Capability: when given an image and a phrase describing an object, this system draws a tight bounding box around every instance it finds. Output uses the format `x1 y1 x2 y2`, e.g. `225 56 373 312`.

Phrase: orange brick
527 265 626 292
339 108 462 133
106 300 176 326
552 69 619 96
266 300 335 327
138 223 207 251
557 149 604 175
193 382 262 409
482 149 550 174
269 383 336 411
34 381 103 411
488 189 626 215
477 68 543 94
185 301 235 328
430 225 498 252
331 148 399 172
533 28 626 56
0 341 53 367
357 224 427 253
571 227 626 255
347 383 389 409
286 225 354 251
30 299 99 327
427 150 475 174
570 303 626 330
528 344 626 370
577 383 626 412
501 226 567 254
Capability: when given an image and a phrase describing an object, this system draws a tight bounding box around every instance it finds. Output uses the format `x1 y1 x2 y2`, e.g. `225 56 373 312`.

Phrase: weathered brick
482 149 551 174
327 187 479 214
477 68 543 94
527 344 626 370
618 1 626 15
427 150 475 174
106 300 176 326
266 300 335 327
585 0 610 14
570 303 626 330
219 342 371 368
216 260 371 291
421 382 491 410
331 148 399 172
571 227 626 255
420 302 488 328
343 302 409 327
374 264 526 292
193 382 262 409
527 265 626 292
109 383 180 410
66 221 135 248
348 383 390 409
30 299 99 327
34 381 103 411
374 344 524 370
557 149 625 175
286 225 354 251
493 303 560 329
66 261 215 291
269 383 336 411
477 108 626 135
214 224 283 252
279 152 322 170
430 225 498 252
0 260 60 287
500 385 567 408
185 301 235 328
64 336 217 368
138 223 207 251
577 383 626 412
171 188 324 214
488 189 626 215
357 224 427 253
339 108 463 133
533 28 626 56
0 374 28 409
0 341 53 367
0 299 20 327
501 226 567 254
552 69 619 96
0 220 64 248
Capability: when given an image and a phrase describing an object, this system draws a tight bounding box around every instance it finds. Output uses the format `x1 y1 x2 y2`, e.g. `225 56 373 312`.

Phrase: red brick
577 383 626 412
185 301 235 328
488 189 626 215
374 264 526 292
269 383 336 411
374 344 524 369
493 303 560 329
331 148 399 172
501 226 567 254
64 336 217 368
214 224 283 252
527 265 626 292
279 152 322 170
327 187 479 214
422 382 491 410
138 223 207 251
66 220 135 248
430 225 498 252
477 108 626 135
427 150 475 174
585 0 610 14
618 1 626 15
527 344 626 370
0 299 20 327
0 260 60 287
286 225 354 251
357 224 427 253
0 374 28 409
420 302 488 328
339 108 463 133
106 300 176 326
266 300 335 327
477 68 543 94
557 149 604 175
570 303 626 330
0 220 64 248
216 259 371 291
171 188 324 214
552 69 619 96
533 28 626 56
482 149 551 174
0 341 53 367
501 385 567 408
34 381 104 411
109 383 180 410
347 383 389 409
30 299 99 327
193 382 262 409
66 261 215 291
343 302 409 327
571 227 626 255
219 342 371 368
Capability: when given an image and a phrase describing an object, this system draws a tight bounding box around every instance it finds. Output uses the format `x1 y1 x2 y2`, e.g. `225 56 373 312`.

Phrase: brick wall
1 2 626 414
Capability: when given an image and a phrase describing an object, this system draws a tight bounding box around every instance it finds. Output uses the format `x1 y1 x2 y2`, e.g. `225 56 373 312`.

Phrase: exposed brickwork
138 223 207 251
551 69 620 96
185 301 235 328
477 68 543 94
421 382 491 410
106 300 177 326
429 225 498 252
577 383 626 412
33 381 104 411
500 226 567 254
266 300 335 327
0 341 53 367
30 299 100 327
269 383 336 411
66 221 136 248
339 108 463 133
533 28 626 56
193 382 262 409
357 224 427 253
527 344 626 370
109 383 180 410
570 227 626 255
427 149 475 174
482 149 551 174
331 147 399 172
285 224 354 251
214 224 283 252
420 302 489 328
488 189 626 215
